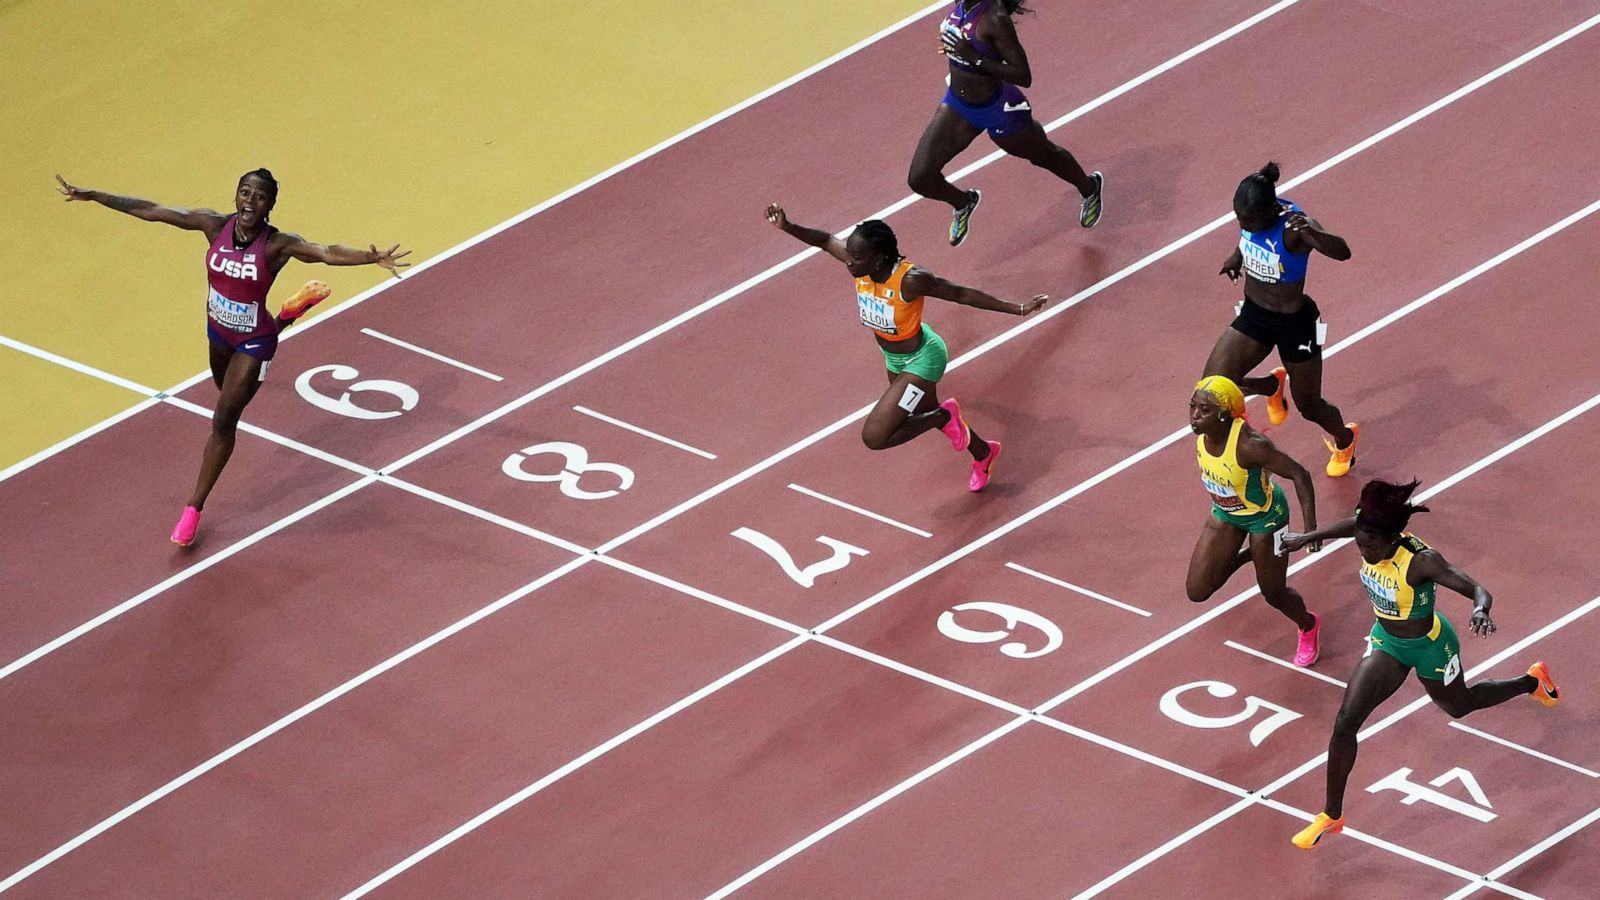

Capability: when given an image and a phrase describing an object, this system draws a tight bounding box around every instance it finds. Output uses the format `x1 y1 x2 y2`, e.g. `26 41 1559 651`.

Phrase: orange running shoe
1528 660 1559 707
278 280 332 322
1266 367 1289 427
1291 812 1344 849
1325 422 1360 477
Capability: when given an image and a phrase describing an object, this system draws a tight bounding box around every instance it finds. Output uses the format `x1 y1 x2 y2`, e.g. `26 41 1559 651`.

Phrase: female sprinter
766 203 1047 491
1207 162 1359 476
912 0 1103 246
56 170 409 546
1280 479 1560 849
1188 376 1323 665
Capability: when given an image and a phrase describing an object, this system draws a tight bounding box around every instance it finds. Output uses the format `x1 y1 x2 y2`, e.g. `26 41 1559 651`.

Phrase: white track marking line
701 396 1600 896
572 405 717 460
359 329 504 381
0 397 160 483
159 396 374 477
0 555 592 895
787 483 931 537
1222 639 1349 687
1446 722 1600 779
0 1 953 485
0 335 159 398
340 636 807 900
0 0 1358 676
1087 594 1600 898
377 477 596 559
7 11 1593 876
0 476 374 682
378 0 1307 477
1004 562 1151 616
1443 806 1600 900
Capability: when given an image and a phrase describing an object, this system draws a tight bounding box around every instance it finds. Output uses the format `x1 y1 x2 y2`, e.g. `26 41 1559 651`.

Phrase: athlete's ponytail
1233 160 1281 217
1354 479 1431 535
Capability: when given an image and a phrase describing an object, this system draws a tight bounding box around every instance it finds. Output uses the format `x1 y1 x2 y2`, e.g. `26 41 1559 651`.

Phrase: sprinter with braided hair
767 202 1047 491
1281 479 1561 849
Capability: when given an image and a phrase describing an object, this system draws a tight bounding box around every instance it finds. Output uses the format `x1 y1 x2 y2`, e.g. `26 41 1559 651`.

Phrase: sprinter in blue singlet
1203 161 1362 478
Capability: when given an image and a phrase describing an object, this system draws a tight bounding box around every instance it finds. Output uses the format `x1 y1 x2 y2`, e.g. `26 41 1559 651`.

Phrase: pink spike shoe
1293 612 1322 667
170 505 201 547
969 440 1001 492
939 398 970 451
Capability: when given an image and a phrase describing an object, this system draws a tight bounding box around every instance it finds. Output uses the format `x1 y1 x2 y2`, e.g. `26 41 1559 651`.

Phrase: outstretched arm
902 268 1048 316
274 234 411 279
56 175 225 237
765 203 849 264
1412 549 1496 636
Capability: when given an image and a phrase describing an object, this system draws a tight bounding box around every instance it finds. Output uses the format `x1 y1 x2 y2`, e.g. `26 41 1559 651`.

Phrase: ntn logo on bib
208 286 259 331
857 292 898 334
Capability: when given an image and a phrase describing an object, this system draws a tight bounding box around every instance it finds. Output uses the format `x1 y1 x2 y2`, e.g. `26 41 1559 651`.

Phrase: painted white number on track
1158 680 1302 747
502 441 635 500
295 364 419 420
1366 766 1496 823
730 527 867 589
936 602 1063 659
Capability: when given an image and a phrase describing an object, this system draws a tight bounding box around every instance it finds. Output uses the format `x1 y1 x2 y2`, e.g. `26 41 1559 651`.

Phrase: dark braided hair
1233 161 1281 218
853 219 901 262
238 168 280 219
1001 0 1033 15
1355 479 1431 536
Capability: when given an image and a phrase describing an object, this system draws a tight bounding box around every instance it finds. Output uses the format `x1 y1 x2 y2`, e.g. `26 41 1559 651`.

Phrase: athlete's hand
1279 532 1311 553
940 31 978 66
1284 211 1315 237
1219 259 1242 282
371 244 412 279
765 203 789 231
1469 607 1497 637
1016 294 1049 316
55 174 91 201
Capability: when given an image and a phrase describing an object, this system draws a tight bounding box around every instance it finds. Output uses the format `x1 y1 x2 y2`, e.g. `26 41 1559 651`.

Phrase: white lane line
1223 639 1348 688
340 636 809 900
10 9 1595 879
0 555 594 895
1443 806 1600 900
0 476 375 681
0 397 160 483
1004 562 1151 616
0 0 1327 676
1090 594 1600 898
572 405 717 460
1447 722 1600 779
0 0 953 485
0 335 159 397
159 396 374 477
360 329 503 381
380 0 1308 477
701 395 1600 896
788 483 931 537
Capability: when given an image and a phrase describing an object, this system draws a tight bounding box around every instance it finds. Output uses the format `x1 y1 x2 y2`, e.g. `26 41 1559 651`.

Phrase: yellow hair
1194 375 1246 418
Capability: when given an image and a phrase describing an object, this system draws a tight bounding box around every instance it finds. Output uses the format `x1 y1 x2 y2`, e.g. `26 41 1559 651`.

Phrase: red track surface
4 0 1599 897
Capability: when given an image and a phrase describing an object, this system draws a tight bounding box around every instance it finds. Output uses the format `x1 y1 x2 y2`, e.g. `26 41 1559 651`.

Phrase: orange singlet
854 258 925 342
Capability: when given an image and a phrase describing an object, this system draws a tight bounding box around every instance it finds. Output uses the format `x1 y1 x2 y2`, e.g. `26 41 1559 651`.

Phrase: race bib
857 291 897 334
1240 240 1283 283
208 287 258 332
1201 473 1245 511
